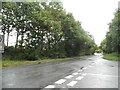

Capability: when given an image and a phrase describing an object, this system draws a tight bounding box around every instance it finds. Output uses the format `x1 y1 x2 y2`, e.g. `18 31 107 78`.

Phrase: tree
2 2 97 60
100 8 120 53
2 2 14 46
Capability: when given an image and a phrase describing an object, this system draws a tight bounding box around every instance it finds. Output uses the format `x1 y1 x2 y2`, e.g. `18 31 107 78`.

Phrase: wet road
2 54 119 89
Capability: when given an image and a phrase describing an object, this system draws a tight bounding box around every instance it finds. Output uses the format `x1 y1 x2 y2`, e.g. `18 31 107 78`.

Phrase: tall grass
1 56 85 68
103 52 120 61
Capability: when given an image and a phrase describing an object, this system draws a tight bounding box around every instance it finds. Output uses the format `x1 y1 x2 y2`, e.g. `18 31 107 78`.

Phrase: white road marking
55 79 66 84
67 81 77 87
91 63 95 65
8 84 14 86
82 67 87 70
65 75 73 79
82 73 87 76
88 73 119 77
78 70 83 72
88 58 92 59
95 60 101 64
89 65 92 67
61 63 65 64
76 76 84 80
45 85 55 88
73 72 79 75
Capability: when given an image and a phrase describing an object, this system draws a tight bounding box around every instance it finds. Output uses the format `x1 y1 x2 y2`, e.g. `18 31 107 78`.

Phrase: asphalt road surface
1 54 119 89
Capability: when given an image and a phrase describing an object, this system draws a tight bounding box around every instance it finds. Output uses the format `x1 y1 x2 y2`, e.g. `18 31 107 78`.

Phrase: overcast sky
61 0 119 46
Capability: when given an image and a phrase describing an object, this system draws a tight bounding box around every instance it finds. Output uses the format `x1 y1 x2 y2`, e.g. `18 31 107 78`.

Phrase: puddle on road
80 67 84 69
110 65 114 67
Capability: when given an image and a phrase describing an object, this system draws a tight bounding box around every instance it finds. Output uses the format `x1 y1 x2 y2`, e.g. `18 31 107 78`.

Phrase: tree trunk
3 33 5 46
15 32 19 48
20 32 24 47
6 32 9 47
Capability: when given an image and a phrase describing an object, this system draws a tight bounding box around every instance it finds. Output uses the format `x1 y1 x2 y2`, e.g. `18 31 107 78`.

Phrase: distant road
2 54 119 89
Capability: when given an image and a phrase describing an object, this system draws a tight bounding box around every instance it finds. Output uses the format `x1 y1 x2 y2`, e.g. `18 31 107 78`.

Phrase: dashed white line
55 79 66 84
67 81 77 87
95 60 100 64
82 67 87 70
78 70 83 72
89 65 92 67
65 75 73 79
45 85 55 88
76 76 84 80
73 72 79 75
82 73 87 76
8 84 14 86
91 62 95 65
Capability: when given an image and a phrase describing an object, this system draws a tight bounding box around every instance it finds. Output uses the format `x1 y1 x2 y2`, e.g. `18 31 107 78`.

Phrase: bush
103 52 120 61
3 46 38 61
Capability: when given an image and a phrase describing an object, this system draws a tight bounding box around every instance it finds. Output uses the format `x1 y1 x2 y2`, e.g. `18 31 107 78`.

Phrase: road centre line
45 71 87 88
89 65 92 67
72 72 79 75
76 76 84 80
82 67 87 70
91 63 95 65
55 79 66 84
67 81 77 87
78 70 83 72
45 85 55 88
65 75 74 79
82 73 87 76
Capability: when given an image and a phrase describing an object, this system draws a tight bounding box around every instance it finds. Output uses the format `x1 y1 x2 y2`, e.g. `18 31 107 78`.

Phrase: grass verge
103 52 120 61
1 56 86 68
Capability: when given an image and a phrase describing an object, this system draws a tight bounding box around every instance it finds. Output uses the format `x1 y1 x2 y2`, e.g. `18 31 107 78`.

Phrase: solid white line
67 81 77 87
76 76 83 80
87 73 119 77
73 72 79 75
55 79 66 84
45 85 55 88
65 75 73 79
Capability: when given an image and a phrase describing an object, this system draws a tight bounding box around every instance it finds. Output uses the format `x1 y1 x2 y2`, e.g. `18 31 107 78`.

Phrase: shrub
3 46 38 61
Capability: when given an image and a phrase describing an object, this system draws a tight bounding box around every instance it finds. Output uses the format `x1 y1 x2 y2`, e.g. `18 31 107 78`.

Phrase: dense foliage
100 9 120 54
1 2 97 60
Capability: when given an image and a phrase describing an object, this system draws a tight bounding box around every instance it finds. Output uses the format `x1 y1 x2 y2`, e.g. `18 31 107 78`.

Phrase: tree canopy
100 8 120 54
1 2 96 60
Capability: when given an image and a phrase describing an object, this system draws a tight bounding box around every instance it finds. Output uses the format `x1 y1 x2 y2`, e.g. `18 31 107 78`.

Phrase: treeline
100 8 120 54
1 2 97 60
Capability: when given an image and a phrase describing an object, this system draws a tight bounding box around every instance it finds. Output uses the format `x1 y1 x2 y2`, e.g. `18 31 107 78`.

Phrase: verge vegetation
1 56 88 68
103 53 120 61
100 8 120 60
